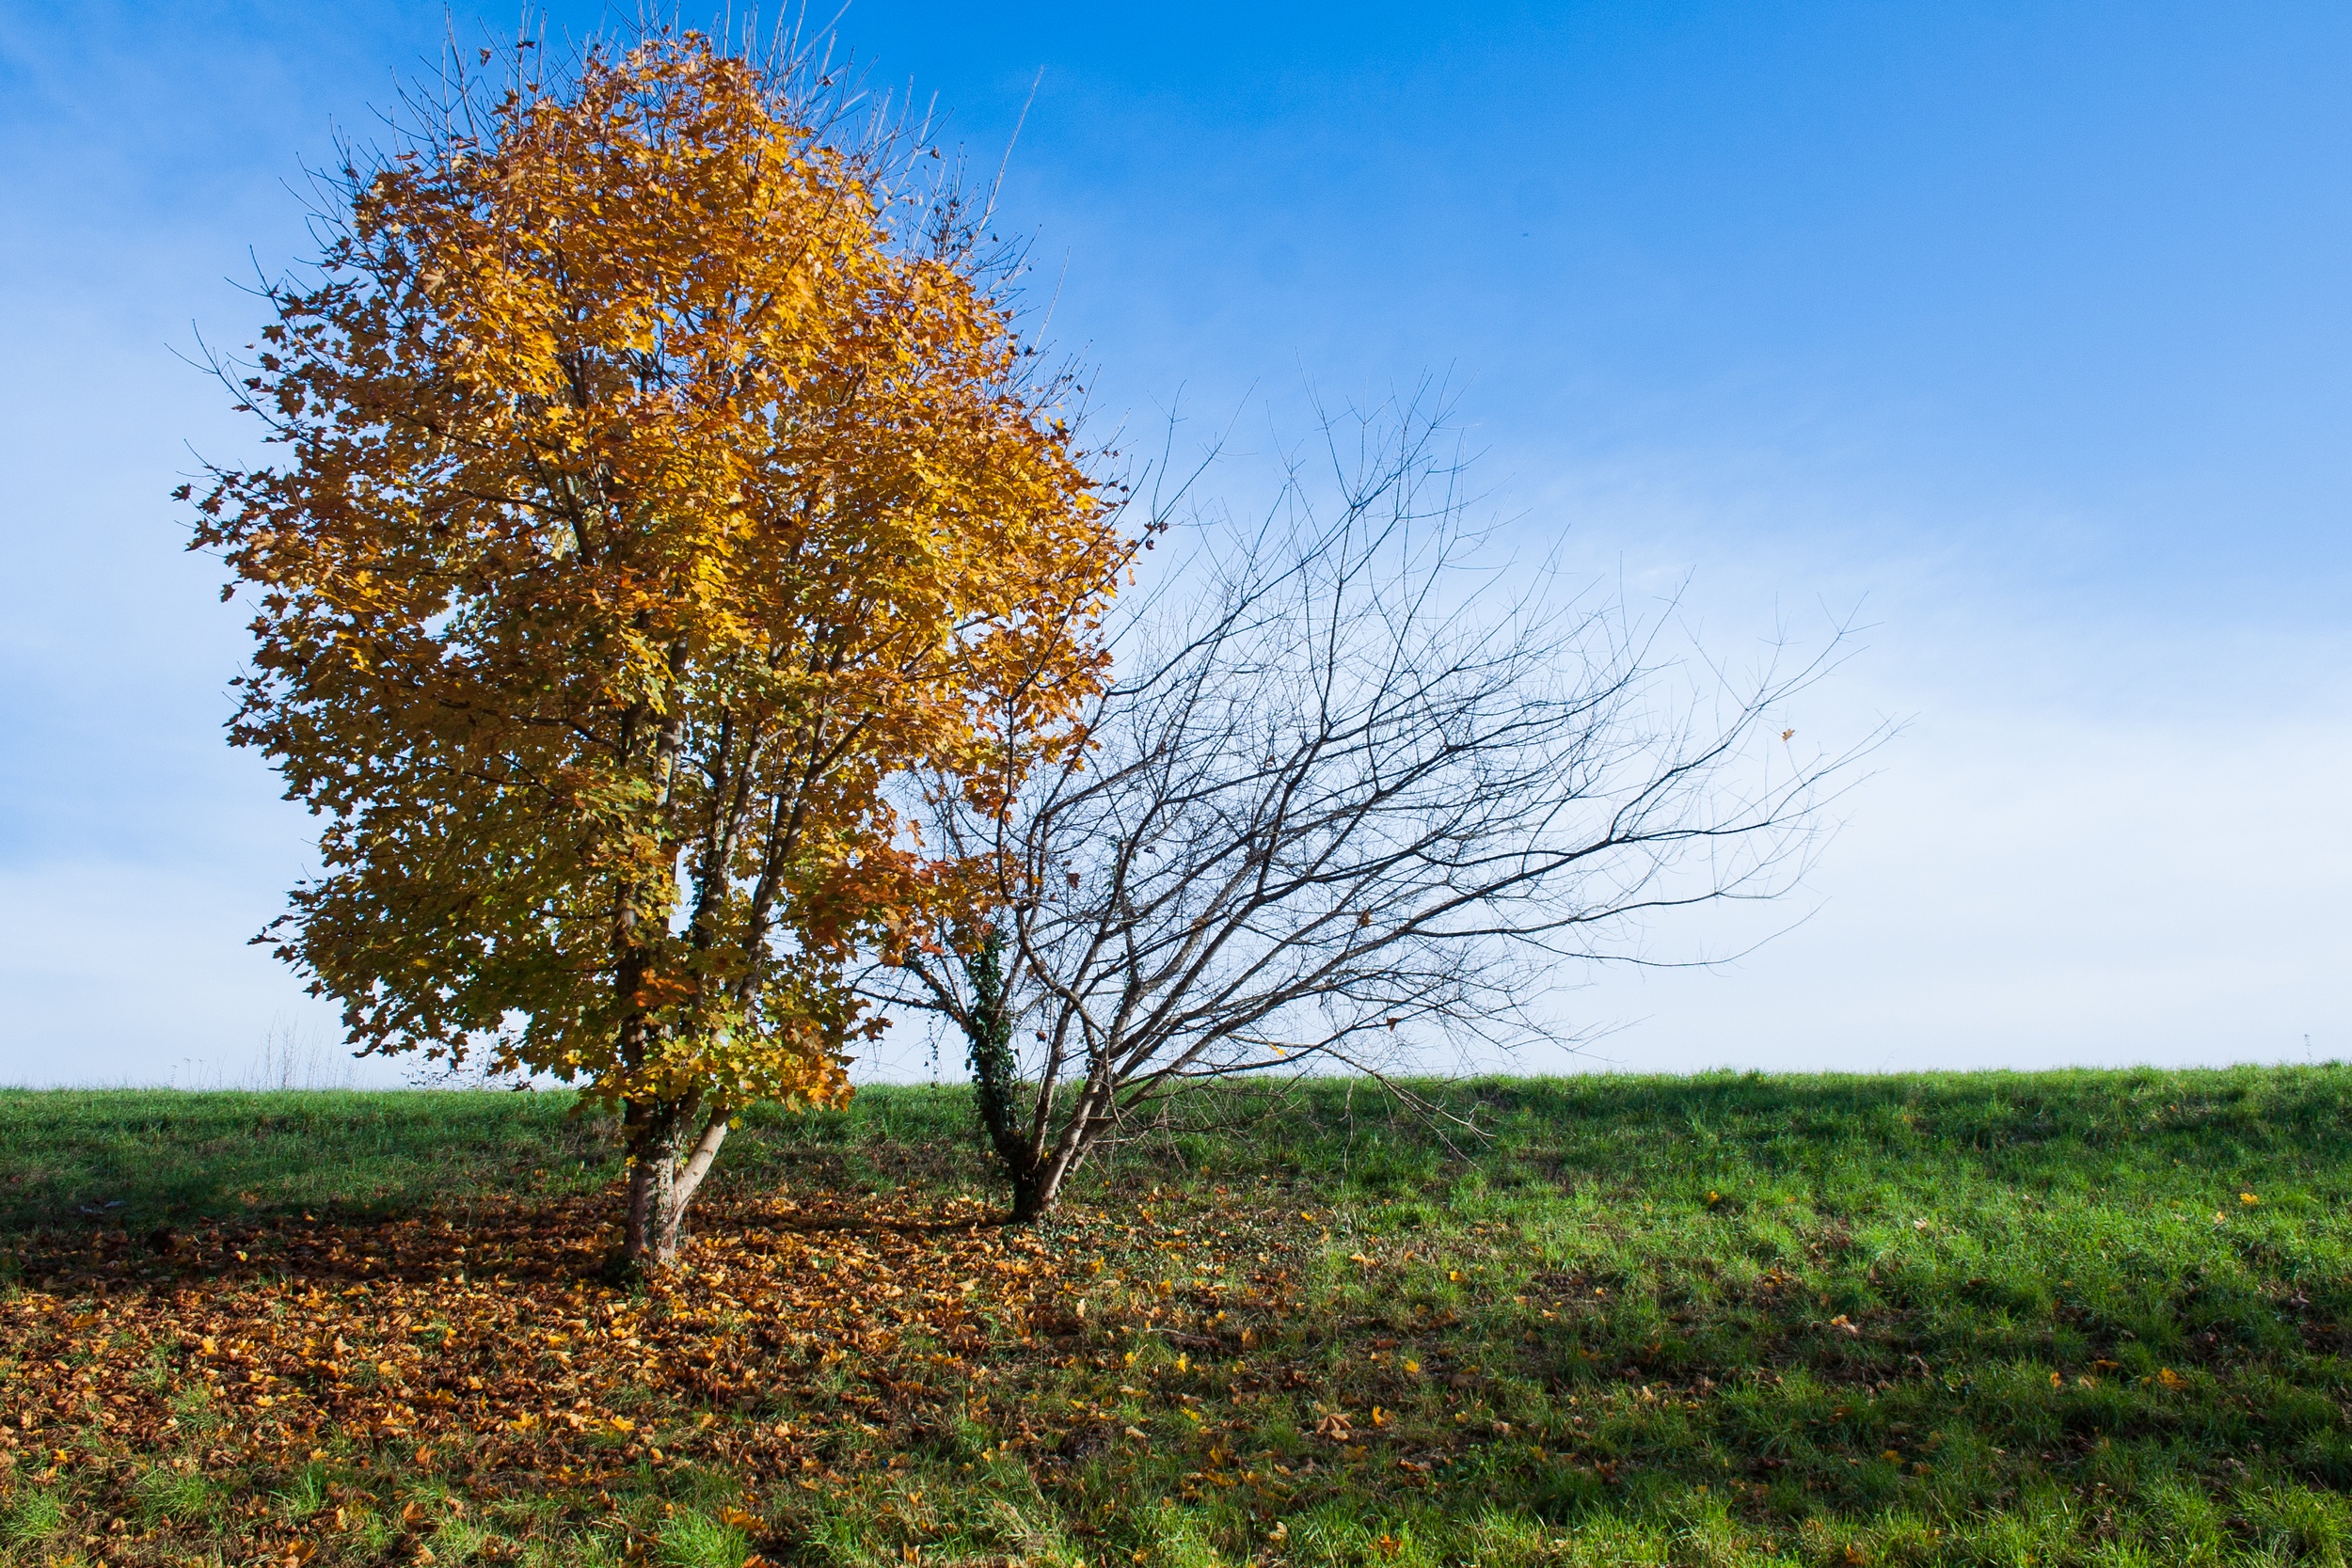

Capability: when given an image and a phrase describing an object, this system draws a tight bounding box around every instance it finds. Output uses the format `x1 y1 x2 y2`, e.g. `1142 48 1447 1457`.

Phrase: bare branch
866 393 1885 1218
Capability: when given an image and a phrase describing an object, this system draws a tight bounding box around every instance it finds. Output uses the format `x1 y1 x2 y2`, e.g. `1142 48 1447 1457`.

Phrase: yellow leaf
185 31 1127 1251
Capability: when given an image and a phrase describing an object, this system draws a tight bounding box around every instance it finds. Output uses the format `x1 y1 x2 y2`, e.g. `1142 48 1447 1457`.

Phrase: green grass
3 1065 2350 1566
0 1081 986 1233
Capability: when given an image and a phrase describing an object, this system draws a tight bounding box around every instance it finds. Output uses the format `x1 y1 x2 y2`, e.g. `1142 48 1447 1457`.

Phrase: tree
871 404 1874 1220
185 31 1127 1264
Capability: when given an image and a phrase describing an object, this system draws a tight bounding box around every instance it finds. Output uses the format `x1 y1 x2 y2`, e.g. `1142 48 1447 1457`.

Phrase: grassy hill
1 1066 2347 1566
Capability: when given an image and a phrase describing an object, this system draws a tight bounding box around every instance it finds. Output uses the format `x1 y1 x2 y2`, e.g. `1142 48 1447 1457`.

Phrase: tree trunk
1008 1148 1083 1223
1009 1169 1049 1223
1009 1130 1098 1223
963 927 1048 1219
622 1098 732 1267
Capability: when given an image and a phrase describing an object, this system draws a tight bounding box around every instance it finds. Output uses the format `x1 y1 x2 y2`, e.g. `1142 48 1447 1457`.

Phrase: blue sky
3 1 2347 1085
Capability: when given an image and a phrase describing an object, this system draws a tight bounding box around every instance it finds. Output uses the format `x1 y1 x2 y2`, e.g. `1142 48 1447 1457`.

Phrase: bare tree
868 402 1880 1220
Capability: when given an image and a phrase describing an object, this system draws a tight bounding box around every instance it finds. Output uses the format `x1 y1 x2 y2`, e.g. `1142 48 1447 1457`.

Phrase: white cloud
1510 646 2352 1075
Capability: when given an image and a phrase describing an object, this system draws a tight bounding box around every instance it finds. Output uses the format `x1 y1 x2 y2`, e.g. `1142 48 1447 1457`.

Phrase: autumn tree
186 31 1126 1265
872 403 1874 1220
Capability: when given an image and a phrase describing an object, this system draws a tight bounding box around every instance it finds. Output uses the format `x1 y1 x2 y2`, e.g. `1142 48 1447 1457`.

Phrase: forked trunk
961 929 1114 1224
622 1098 732 1267
991 1118 1065 1224
1008 1147 1085 1224
1009 1163 1056 1225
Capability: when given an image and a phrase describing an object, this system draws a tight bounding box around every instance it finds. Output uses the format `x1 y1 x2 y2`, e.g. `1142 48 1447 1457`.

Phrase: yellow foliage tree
185 34 1124 1264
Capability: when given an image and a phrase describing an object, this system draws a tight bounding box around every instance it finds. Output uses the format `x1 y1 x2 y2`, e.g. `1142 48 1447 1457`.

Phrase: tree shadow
0 1087 624 1236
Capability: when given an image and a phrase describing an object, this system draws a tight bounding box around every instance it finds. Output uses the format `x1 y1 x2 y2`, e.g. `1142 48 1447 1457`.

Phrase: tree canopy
187 33 1126 1260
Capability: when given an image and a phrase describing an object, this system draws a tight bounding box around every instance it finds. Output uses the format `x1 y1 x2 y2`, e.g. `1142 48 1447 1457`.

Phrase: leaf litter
0 1185 1345 1563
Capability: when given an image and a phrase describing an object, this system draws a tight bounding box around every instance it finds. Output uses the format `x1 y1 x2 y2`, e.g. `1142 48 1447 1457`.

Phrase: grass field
1 1066 2348 1567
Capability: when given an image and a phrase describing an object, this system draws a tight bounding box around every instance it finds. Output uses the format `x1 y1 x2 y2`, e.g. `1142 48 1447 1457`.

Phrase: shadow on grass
4 1067 2351 1566
8 1063 2347 1230
0 1088 619 1234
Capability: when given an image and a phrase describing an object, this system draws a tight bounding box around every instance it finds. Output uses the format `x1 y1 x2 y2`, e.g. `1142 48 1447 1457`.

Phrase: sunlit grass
2 1066 2348 1565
